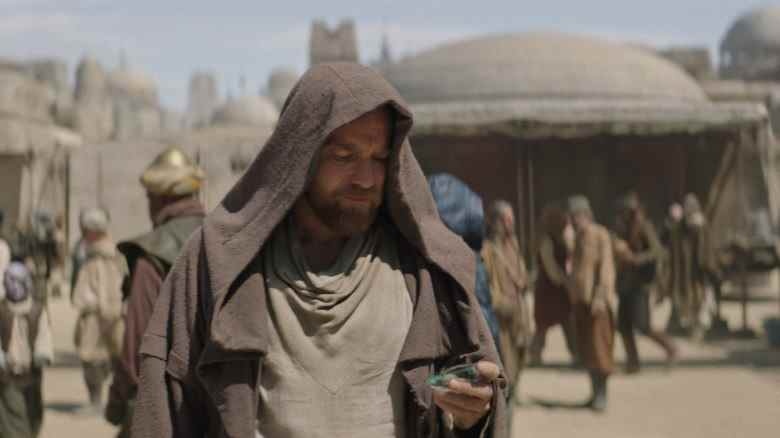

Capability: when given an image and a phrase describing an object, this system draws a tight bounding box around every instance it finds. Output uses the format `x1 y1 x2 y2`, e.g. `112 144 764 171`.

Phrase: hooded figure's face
491 206 514 238
572 211 591 232
299 107 392 238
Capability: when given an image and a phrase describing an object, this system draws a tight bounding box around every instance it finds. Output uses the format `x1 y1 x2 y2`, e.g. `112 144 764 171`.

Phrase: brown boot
529 332 545 366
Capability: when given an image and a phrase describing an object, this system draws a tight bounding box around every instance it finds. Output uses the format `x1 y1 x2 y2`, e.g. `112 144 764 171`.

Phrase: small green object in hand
426 364 480 390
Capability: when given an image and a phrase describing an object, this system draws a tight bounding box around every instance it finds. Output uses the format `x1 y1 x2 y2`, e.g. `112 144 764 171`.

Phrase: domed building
150 94 280 212
381 32 774 252
696 6 780 143
720 6 780 81
386 33 707 104
212 94 279 127
267 67 299 110
107 68 159 107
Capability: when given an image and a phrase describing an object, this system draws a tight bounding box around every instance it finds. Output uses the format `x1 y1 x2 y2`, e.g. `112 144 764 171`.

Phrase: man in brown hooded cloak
131 63 506 438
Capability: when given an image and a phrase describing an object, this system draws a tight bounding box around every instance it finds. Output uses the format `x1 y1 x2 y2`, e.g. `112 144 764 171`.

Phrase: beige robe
0 296 53 380
571 222 617 374
572 223 617 310
482 237 531 386
0 239 9 300
663 221 718 329
72 236 126 363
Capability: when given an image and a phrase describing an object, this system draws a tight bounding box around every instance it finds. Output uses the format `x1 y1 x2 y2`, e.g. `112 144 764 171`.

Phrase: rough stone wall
26 58 69 94
72 100 114 143
0 71 54 121
112 101 163 142
161 109 184 135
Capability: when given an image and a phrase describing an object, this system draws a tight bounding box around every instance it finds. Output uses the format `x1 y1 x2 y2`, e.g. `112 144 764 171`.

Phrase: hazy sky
0 0 772 109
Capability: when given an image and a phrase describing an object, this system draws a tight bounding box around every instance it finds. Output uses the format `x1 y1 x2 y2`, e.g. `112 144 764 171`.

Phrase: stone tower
73 56 114 142
187 71 219 128
75 56 107 102
309 19 359 66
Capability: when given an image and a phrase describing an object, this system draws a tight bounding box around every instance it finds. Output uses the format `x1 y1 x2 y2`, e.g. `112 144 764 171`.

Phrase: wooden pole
64 150 71 255
97 150 104 208
527 145 536 259
516 144 526 262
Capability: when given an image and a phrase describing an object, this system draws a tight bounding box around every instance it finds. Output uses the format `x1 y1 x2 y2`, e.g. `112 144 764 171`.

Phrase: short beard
306 191 379 237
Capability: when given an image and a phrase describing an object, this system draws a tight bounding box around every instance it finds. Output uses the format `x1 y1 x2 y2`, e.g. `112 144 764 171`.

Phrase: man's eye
334 154 354 162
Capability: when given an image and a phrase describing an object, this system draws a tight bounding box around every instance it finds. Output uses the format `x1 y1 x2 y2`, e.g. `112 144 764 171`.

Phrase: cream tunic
258 221 413 438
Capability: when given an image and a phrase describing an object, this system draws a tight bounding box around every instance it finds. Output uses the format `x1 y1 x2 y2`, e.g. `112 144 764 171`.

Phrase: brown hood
201 62 474 303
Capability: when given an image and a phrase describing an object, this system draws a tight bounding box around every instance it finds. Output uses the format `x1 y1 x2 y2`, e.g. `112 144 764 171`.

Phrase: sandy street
40 294 779 438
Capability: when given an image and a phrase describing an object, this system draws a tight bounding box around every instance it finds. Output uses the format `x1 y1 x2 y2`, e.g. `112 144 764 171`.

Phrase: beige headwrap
141 146 205 196
568 194 593 217
80 207 110 233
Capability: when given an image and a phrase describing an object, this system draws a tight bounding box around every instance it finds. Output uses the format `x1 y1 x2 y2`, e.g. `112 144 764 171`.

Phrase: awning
410 99 769 139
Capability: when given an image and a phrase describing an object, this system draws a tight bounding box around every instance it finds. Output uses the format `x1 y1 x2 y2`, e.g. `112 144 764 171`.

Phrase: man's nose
352 159 376 189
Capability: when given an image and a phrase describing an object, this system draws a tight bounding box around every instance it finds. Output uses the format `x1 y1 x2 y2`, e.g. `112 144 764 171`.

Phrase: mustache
337 187 382 201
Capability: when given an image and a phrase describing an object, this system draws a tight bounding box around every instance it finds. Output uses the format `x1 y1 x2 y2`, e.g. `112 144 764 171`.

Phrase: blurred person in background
529 202 578 366
105 146 206 437
0 210 10 300
428 174 502 350
482 200 531 405
45 214 68 299
0 260 53 438
72 207 126 415
662 194 720 340
568 195 616 412
70 210 92 298
612 193 677 374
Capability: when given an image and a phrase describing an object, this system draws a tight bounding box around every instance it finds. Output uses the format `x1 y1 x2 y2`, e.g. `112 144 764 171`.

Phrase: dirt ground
40 293 780 438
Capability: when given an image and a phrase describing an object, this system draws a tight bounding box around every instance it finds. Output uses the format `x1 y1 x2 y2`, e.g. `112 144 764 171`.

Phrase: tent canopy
410 99 768 139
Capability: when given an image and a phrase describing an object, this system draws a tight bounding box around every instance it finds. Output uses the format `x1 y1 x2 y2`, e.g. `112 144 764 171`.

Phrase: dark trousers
618 287 675 367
